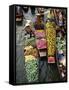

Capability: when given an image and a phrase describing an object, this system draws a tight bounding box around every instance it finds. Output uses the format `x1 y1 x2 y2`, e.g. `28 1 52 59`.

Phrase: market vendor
34 13 44 30
24 20 35 38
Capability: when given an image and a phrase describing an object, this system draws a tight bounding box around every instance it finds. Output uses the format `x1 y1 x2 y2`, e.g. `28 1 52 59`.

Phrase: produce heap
24 37 39 83
25 55 38 82
46 21 56 63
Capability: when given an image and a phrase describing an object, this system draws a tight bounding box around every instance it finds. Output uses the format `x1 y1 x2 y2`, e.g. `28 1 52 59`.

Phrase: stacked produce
36 38 46 49
24 36 39 82
25 55 38 82
46 21 56 63
34 30 45 38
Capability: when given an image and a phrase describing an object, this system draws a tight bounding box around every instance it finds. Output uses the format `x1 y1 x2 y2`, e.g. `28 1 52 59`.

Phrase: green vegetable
25 59 39 82
56 36 66 51
25 37 36 47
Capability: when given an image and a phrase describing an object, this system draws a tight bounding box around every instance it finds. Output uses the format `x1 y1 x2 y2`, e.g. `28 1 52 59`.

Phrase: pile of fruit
25 55 38 82
24 45 39 82
46 21 56 56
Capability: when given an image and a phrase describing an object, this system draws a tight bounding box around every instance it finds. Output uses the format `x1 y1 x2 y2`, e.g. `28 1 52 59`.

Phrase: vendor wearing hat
24 20 35 38
34 13 44 30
